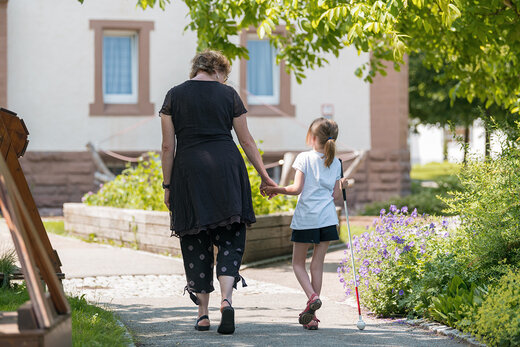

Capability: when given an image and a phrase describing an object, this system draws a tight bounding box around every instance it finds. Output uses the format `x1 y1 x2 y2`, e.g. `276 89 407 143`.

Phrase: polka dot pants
180 222 246 298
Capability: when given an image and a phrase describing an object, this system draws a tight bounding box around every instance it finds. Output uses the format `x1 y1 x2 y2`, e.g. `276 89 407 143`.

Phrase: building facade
2 0 409 214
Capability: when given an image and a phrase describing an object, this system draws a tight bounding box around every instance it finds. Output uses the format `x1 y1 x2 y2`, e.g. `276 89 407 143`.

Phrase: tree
409 53 512 162
80 0 520 115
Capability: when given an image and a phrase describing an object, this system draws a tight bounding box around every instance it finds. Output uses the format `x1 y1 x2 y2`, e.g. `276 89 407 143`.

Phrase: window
240 27 295 117
103 31 138 104
90 20 154 116
246 38 280 105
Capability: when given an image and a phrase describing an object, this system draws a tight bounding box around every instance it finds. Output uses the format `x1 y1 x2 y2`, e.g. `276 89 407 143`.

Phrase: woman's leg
212 223 247 308
310 241 330 296
292 242 315 299
196 294 210 326
179 232 215 327
218 276 235 308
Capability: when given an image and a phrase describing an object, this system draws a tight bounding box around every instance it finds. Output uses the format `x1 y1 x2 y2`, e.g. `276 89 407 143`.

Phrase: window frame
89 20 154 116
246 35 280 106
102 30 138 104
240 27 295 117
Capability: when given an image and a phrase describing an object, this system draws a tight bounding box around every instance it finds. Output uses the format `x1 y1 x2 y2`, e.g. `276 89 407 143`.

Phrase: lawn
410 161 461 180
339 224 366 243
0 284 133 346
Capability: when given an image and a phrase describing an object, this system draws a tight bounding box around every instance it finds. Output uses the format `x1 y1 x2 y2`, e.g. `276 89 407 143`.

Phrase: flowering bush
338 205 456 316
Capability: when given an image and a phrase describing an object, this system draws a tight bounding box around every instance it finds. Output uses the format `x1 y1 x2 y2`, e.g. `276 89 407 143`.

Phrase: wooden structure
0 108 71 346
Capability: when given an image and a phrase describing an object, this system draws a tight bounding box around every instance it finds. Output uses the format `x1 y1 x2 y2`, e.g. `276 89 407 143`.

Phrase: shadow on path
108 302 464 347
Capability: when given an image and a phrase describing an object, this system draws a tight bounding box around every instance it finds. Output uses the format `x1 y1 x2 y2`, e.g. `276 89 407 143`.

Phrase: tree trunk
484 110 491 159
463 124 470 164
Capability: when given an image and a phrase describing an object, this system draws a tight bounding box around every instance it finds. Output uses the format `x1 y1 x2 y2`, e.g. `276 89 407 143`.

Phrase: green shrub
361 175 462 216
464 269 520 346
361 162 463 216
444 145 520 279
83 152 165 211
84 150 296 215
402 253 466 317
429 275 486 327
0 248 17 289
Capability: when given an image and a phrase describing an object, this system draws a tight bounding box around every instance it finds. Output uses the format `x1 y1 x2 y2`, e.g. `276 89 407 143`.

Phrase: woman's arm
160 114 175 209
264 170 305 196
233 114 278 194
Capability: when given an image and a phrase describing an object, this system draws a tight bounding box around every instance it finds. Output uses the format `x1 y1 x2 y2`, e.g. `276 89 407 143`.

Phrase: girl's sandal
303 316 320 330
217 299 235 334
298 293 322 325
194 315 210 331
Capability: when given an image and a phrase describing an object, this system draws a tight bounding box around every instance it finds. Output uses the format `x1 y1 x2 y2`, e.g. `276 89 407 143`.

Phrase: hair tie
328 137 333 140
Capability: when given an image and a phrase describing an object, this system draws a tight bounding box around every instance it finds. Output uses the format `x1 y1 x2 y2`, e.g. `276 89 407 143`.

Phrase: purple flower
399 290 404 296
411 208 418 218
373 268 382 274
391 235 405 244
380 208 386 216
363 259 370 267
442 220 449 228
390 205 398 213
429 223 436 230
402 245 411 253
401 206 408 214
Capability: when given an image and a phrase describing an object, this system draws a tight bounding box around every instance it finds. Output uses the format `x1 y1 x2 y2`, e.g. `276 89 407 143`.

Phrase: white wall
245 50 371 153
8 0 370 153
409 119 503 165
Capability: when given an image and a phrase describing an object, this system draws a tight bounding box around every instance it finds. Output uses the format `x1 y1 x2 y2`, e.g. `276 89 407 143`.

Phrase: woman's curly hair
190 50 231 79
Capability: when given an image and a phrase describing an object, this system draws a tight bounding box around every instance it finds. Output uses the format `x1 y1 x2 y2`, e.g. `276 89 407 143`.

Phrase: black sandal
217 299 235 334
194 315 210 331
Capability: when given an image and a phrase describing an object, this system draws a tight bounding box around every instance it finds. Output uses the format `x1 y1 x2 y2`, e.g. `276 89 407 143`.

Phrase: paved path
0 224 468 346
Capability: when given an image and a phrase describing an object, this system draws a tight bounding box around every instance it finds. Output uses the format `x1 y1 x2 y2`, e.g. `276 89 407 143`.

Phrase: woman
159 50 277 334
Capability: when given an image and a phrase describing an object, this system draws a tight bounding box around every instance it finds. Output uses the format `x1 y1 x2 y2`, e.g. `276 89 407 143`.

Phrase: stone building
1 0 409 215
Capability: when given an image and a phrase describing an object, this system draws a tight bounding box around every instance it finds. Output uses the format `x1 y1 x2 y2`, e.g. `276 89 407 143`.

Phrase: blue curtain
103 36 132 95
247 40 273 96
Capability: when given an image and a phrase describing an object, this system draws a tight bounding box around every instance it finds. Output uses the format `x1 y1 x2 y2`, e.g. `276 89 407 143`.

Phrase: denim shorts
291 224 339 244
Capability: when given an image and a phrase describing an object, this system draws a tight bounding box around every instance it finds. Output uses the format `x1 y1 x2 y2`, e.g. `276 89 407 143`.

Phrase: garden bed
64 203 341 263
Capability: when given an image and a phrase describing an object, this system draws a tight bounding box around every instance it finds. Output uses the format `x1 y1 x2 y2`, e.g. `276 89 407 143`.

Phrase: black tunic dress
160 80 256 237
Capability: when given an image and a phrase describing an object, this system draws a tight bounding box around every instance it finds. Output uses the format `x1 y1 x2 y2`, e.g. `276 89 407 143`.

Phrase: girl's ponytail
307 118 339 168
324 137 336 167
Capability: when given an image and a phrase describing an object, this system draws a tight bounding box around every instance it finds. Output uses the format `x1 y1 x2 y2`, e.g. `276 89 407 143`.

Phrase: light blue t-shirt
290 150 341 230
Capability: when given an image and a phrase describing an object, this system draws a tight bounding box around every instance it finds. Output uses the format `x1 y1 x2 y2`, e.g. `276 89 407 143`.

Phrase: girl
263 117 348 330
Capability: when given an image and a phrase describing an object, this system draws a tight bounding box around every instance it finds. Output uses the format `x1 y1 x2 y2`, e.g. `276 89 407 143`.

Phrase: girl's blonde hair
189 50 231 79
306 117 339 167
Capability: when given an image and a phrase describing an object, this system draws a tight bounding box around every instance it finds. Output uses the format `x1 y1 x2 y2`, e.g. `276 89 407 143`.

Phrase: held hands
260 176 278 200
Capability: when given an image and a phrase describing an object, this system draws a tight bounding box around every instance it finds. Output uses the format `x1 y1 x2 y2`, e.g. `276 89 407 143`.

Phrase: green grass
410 161 461 180
0 285 132 346
42 220 67 236
339 224 366 243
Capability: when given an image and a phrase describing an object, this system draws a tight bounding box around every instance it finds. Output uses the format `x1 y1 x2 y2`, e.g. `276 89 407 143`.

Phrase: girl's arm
333 178 355 200
160 114 175 209
264 170 305 196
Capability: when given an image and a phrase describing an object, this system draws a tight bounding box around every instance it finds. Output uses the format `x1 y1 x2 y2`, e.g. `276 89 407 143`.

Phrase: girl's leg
292 242 315 299
310 241 330 296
